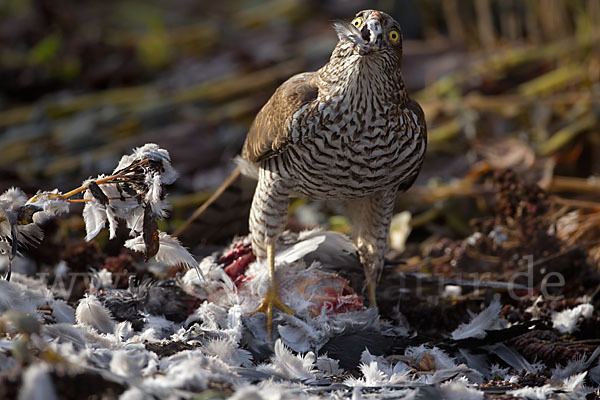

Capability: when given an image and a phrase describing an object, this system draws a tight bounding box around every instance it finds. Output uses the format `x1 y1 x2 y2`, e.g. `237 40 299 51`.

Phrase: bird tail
173 166 257 247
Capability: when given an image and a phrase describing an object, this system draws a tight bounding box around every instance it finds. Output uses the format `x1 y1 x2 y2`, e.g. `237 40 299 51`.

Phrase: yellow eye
352 17 362 28
389 30 400 42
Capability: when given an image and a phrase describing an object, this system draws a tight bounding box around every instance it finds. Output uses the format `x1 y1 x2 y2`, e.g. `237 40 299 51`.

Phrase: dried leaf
88 181 109 205
143 205 159 261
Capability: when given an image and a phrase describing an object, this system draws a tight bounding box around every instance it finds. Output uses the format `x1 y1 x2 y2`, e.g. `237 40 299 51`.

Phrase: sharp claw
251 286 294 340
2 260 11 281
250 241 294 340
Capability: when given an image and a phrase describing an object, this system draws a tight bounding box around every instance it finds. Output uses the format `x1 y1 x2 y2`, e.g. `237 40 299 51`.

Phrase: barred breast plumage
240 9 427 338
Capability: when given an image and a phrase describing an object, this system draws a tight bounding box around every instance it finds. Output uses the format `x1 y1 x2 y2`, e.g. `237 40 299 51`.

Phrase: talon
251 242 293 340
251 285 294 340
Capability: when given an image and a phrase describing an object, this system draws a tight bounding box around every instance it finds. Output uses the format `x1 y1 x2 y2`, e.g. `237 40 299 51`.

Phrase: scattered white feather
202 338 253 367
359 349 379 366
551 355 588 381
562 371 588 393
135 314 176 341
109 349 151 378
451 299 503 340
25 189 70 223
124 232 198 269
82 192 107 242
277 315 322 353
352 362 387 386
0 188 26 236
18 363 57 400
552 303 594 334
487 343 538 373
106 205 118 239
405 345 457 370
439 378 484 400
43 323 87 350
346 359 411 387
114 321 135 343
507 384 555 399
432 365 484 384
95 269 114 289
75 294 115 334
0 275 68 321
489 364 510 380
150 351 240 393
0 187 28 210
146 173 165 217
316 356 342 377
124 206 145 236
346 350 410 387
258 339 316 380
50 299 75 324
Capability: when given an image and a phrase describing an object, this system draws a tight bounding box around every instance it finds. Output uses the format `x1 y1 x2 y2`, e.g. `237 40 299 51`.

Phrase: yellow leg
367 277 377 308
250 242 293 340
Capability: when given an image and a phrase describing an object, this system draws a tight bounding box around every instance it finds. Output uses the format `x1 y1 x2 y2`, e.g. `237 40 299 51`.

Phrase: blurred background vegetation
0 0 598 250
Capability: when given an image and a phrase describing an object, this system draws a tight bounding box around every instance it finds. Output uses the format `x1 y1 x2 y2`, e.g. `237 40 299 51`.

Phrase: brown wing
242 72 318 162
398 98 428 192
406 98 427 143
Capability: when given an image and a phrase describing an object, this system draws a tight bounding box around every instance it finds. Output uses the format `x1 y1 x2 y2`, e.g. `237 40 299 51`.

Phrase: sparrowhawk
179 10 427 338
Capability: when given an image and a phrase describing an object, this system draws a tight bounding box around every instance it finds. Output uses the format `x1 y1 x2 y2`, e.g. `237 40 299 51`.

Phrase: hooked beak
357 12 383 54
333 12 383 56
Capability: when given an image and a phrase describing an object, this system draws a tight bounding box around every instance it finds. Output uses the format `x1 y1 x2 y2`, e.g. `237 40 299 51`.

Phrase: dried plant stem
59 174 122 200
552 197 600 210
548 176 600 194
67 196 134 204
57 158 150 201
539 113 596 156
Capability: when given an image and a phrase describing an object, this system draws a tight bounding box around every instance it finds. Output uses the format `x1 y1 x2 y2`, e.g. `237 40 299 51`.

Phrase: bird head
333 10 402 57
